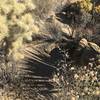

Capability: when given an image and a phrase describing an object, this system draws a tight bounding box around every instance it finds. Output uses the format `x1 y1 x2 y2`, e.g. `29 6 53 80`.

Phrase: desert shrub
0 0 39 61
0 0 100 100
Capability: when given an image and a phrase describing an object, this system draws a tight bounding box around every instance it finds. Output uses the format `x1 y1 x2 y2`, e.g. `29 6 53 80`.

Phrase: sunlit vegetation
0 0 100 100
0 0 39 61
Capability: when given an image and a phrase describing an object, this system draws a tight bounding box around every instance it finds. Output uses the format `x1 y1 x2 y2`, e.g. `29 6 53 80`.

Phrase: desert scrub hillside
0 0 100 100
